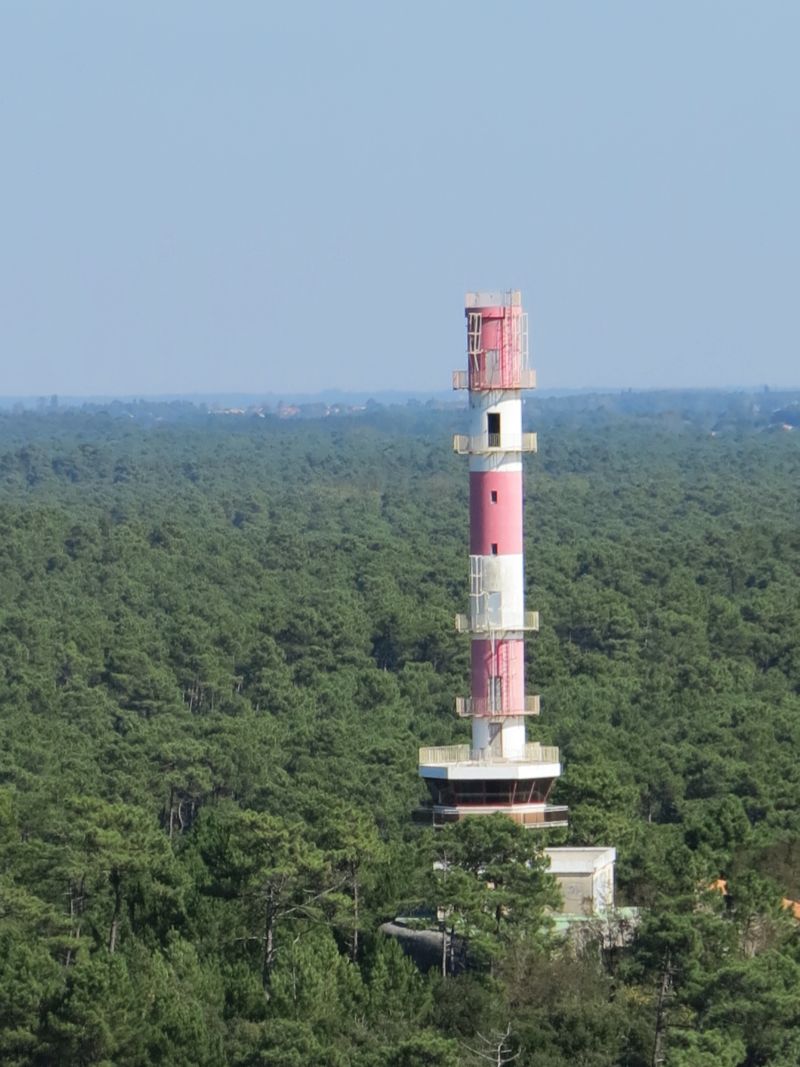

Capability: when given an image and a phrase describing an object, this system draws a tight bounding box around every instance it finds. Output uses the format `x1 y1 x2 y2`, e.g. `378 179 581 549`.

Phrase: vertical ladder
469 555 484 630
467 311 482 387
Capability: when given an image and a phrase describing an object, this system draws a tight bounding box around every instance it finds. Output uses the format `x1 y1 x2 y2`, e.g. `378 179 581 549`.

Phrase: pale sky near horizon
0 2 798 396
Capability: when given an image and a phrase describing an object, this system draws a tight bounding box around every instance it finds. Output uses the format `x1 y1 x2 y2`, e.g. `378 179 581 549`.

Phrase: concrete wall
554 873 594 916
546 847 617 916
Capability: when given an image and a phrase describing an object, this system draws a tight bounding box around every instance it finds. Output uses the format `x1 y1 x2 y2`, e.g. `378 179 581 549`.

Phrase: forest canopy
0 391 799 1065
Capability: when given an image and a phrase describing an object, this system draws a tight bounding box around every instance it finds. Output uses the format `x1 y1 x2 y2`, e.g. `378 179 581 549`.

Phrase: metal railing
419 742 560 766
455 610 540 634
453 432 537 455
520 802 571 827
435 802 571 827
452 368 537 391
455 695 541 718
515 806 569 828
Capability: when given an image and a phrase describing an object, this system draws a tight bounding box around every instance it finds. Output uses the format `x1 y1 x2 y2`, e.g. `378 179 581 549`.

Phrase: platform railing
452 368 537 391
430 805 569 828
419 742 560 766
455 610 539 634
455 695 541 718
453 432 537 455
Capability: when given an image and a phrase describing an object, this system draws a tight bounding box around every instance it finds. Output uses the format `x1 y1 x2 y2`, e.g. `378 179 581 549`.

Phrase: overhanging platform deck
419 742 560 781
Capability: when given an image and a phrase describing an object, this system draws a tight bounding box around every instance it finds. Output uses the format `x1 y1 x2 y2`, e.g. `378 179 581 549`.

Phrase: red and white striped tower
419 290 568 829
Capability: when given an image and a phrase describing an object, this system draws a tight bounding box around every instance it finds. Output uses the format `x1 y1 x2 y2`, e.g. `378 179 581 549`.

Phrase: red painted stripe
471 639 525 711
479 312 504 351
467 305 523 389
469 470 523 555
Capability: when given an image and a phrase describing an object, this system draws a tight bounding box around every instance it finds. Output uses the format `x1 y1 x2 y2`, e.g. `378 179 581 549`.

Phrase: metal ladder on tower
467 311 482 387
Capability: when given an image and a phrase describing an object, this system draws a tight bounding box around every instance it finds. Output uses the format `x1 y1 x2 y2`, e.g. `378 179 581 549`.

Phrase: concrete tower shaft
463 294 533 759
418 290 567 829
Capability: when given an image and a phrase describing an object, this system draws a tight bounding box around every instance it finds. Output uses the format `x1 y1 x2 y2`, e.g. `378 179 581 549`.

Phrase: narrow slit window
490 490 498 503
491 543 498 555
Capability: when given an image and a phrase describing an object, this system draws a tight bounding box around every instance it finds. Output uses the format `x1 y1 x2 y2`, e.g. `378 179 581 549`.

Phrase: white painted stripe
467 393 526 472
468 394 522 439
468 553 525 630
472 717 527 757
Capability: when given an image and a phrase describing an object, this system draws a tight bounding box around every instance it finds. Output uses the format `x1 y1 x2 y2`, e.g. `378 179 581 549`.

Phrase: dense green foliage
0 394 799 1065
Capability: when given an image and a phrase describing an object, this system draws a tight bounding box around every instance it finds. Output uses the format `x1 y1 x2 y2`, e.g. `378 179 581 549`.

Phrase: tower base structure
417 743 569 829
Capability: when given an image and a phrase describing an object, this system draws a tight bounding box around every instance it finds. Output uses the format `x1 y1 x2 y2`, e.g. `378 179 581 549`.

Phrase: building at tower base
545 847 616 914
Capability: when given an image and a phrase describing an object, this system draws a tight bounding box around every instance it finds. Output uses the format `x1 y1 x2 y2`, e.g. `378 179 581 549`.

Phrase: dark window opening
487 412 501 446
491 543 498 555
491 490 498 503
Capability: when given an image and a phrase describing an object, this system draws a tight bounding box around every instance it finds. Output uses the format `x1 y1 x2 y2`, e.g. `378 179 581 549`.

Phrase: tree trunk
262 887 277 986
108 870 123 954
66 877 84 967
652 950 672 1067
351 871 359 962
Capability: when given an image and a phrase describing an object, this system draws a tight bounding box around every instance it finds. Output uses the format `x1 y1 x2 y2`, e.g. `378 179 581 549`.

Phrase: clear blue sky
1 2 797 395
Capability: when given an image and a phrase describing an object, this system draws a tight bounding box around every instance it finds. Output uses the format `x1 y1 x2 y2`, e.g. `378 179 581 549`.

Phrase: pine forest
1 391 799 1067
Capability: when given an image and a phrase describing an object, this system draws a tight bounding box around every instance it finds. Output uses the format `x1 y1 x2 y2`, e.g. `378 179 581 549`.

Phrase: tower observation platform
418 290 568 829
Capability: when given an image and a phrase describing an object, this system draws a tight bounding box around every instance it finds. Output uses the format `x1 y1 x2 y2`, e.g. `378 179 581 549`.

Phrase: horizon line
2 384 800 404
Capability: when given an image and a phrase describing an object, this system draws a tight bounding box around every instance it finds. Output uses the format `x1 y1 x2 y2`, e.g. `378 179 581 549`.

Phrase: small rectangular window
491 543 498 555
490 490 498 503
